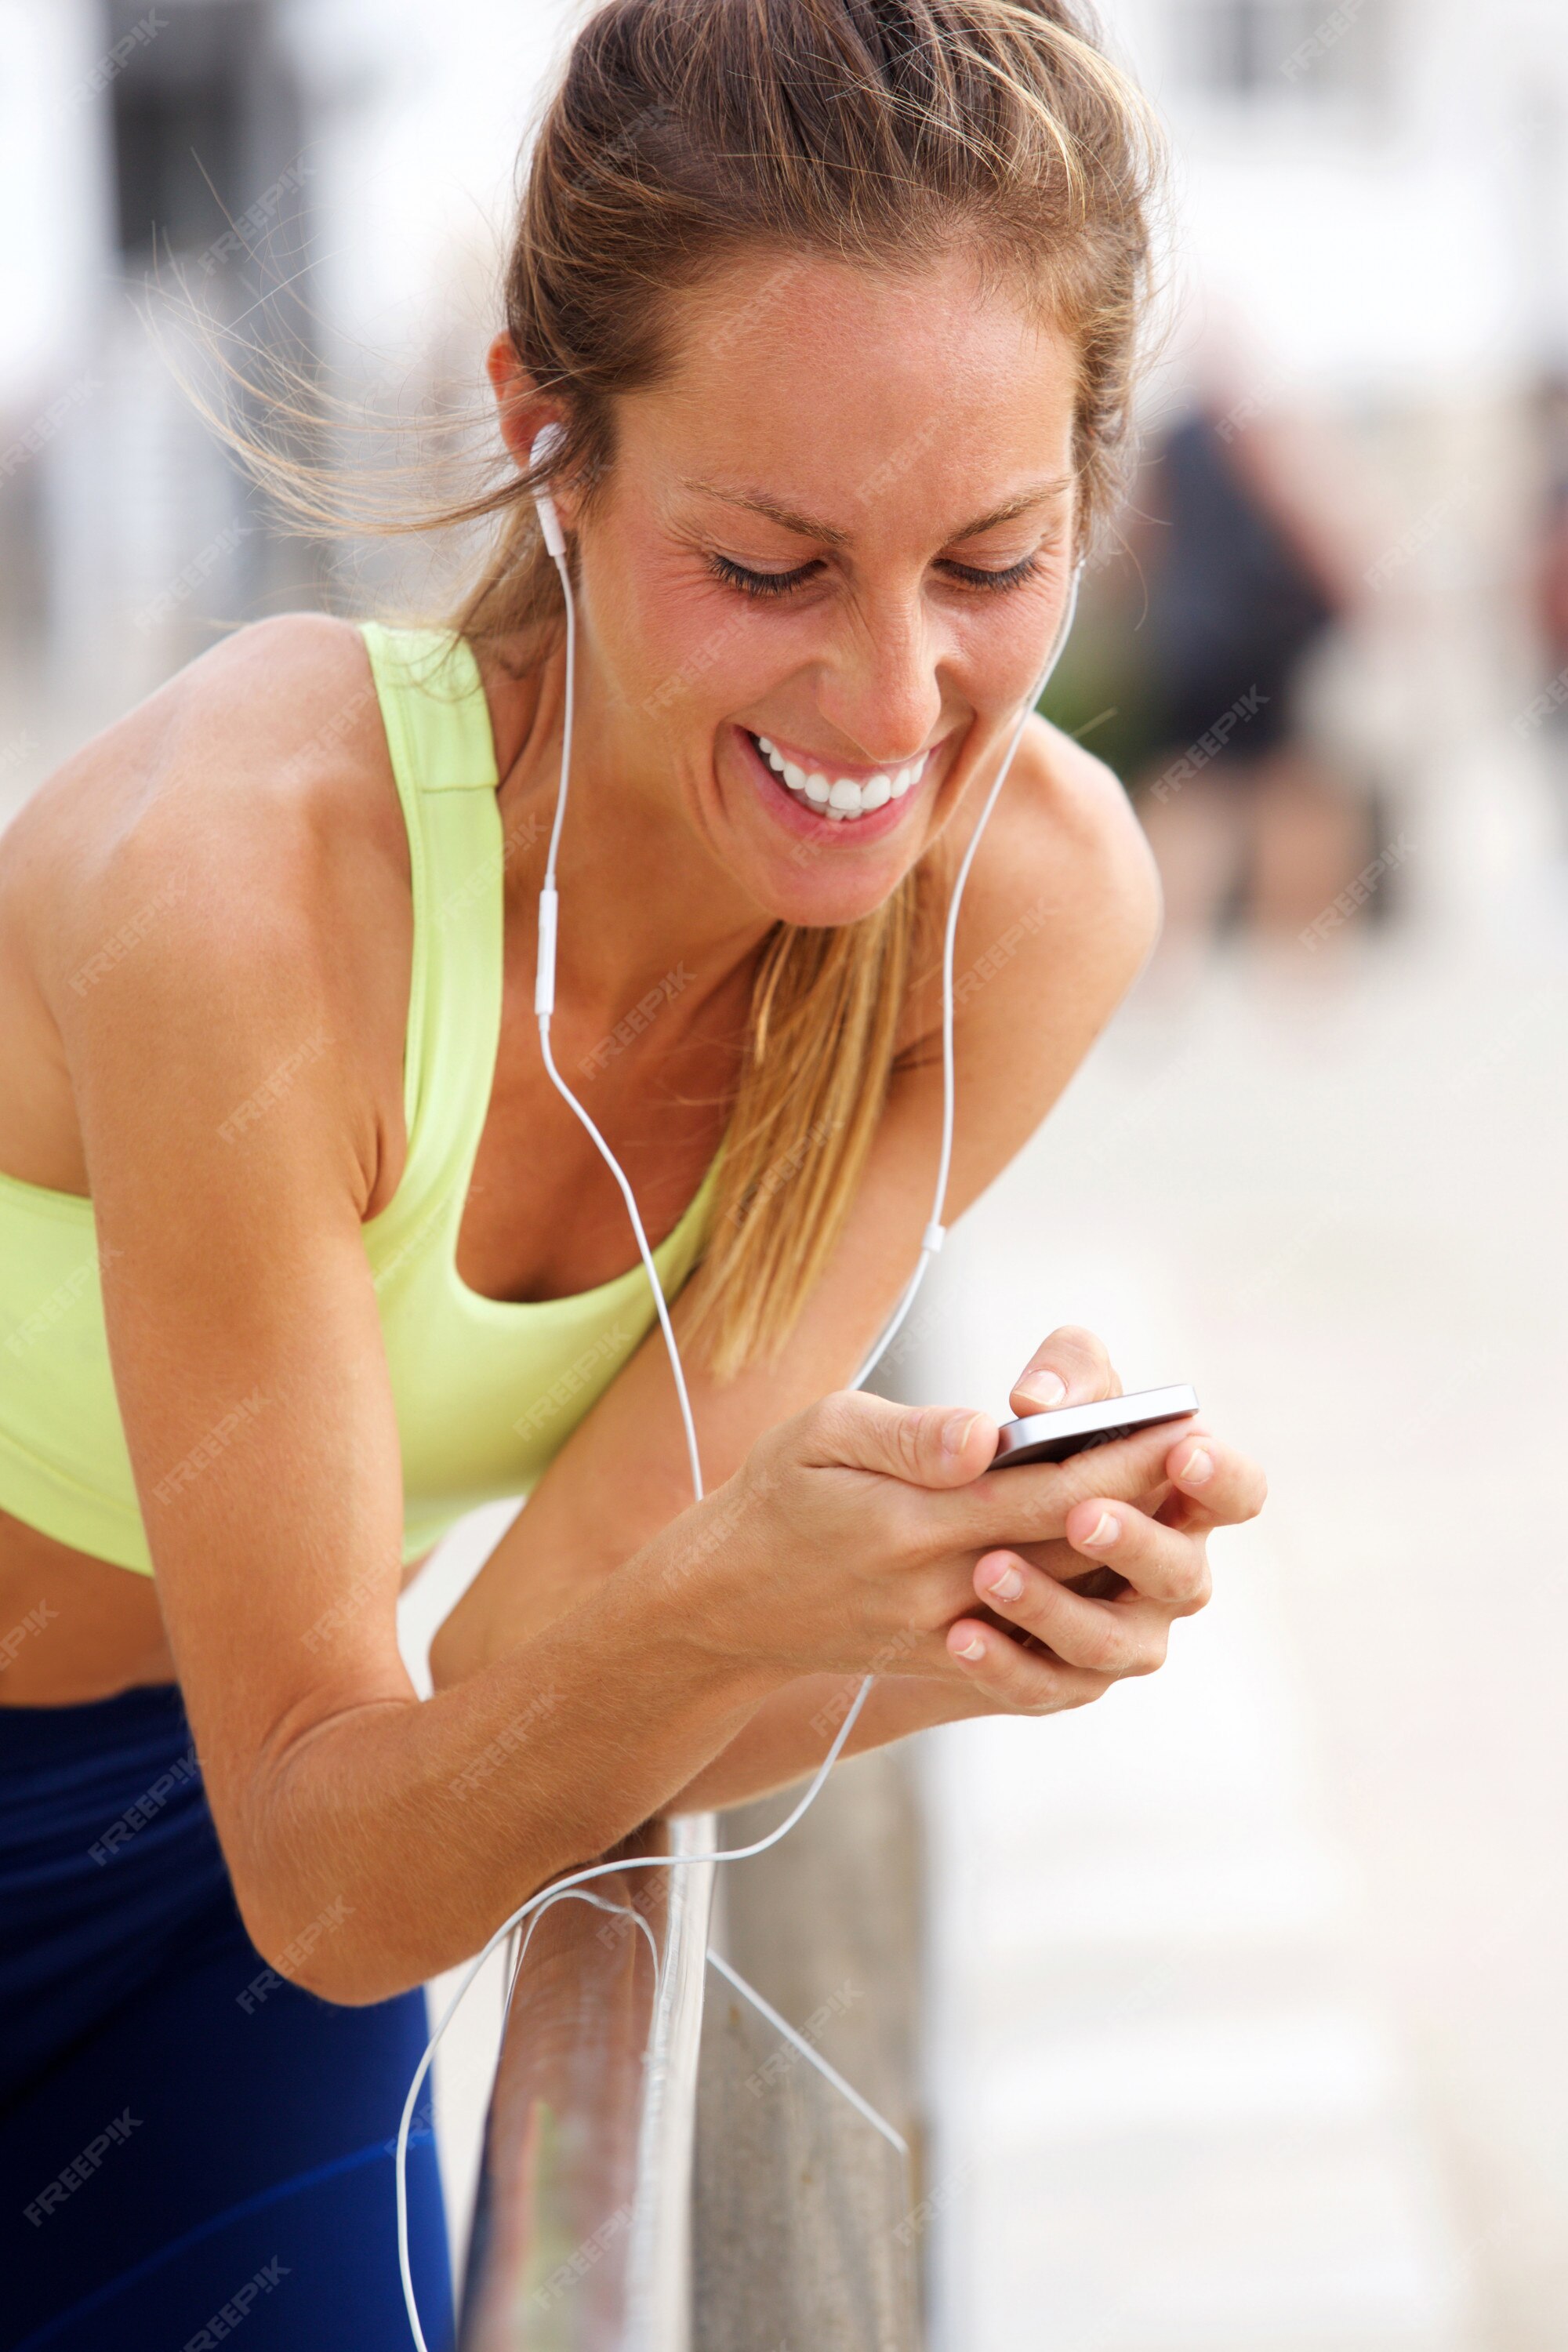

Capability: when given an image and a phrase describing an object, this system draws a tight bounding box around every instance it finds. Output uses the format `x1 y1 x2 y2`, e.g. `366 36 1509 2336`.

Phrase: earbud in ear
530 424 568 559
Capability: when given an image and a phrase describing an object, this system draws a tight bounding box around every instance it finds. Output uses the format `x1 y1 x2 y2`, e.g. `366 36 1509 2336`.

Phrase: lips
736 726 935 844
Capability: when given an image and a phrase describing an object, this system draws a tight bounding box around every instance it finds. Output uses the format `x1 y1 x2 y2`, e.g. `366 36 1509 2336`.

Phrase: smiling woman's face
559 244 1081 927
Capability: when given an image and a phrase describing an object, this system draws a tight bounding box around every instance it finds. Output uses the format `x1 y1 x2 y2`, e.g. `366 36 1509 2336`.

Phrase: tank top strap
359 624 500 797
358 621 504 1180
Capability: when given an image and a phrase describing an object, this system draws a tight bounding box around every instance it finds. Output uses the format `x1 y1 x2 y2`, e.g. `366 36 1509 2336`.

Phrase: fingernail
1083 1511 1120 1549
1178 1446 1214 1486
956 1634 986 1662
1018 1371 1067 1408
941 1411 979 1461
982 1560 1025 1602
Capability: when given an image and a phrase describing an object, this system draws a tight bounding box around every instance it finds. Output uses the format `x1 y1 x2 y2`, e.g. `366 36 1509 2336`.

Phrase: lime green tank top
0 624 720 1577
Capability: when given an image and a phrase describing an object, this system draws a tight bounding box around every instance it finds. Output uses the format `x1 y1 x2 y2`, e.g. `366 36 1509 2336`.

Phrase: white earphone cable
396 1671 875 2349
396 473 1085 2343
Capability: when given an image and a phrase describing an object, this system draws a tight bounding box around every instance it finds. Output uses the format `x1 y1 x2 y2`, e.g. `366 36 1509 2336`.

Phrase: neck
485 626 773 1018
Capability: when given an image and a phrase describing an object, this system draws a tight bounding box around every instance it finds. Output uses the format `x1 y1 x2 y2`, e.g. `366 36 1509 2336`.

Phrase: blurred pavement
909 916 1568 2352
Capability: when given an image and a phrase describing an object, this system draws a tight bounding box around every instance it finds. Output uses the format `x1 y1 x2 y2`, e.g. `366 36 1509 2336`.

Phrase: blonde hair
209 0 1163 1378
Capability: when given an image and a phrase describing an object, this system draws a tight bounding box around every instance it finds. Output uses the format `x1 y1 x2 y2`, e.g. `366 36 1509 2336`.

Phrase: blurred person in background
1131 351 1377 971
0 6 1264 2347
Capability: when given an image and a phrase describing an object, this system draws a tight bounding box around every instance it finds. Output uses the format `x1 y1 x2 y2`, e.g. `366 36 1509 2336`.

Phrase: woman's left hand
944 1324 1266 1715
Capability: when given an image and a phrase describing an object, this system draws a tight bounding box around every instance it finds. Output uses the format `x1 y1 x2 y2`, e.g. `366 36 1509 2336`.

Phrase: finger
1061 1500 1211 1613
1156 1431 1268 1533
1009 1324 1123 1415
1003 1535 1129 1598
797 1389 1000 1490
971 1551 1173 1678
944 1417 1192 1552
945 1612 1112 1713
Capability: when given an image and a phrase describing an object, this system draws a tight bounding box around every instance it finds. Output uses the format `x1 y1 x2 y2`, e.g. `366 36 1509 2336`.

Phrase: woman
0 2 1264 2344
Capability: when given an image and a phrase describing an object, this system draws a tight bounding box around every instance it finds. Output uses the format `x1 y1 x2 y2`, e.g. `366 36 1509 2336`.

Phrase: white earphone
396 420 1087 2349
529 419 569 557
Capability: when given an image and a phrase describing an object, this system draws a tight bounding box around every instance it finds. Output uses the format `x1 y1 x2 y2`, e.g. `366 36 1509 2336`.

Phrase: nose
812 591 944 767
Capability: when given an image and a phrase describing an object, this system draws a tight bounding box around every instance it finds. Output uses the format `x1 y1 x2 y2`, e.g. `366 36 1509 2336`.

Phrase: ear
486 333 568 483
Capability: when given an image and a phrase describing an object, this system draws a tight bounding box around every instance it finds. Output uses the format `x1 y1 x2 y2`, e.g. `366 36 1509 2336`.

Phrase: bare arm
37 723 798 2005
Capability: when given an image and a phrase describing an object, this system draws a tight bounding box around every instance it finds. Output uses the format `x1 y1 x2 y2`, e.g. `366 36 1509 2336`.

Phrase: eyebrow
677 474 1075 549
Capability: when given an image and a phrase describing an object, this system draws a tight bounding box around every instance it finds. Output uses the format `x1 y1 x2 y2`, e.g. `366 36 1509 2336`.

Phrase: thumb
803 1392 998 1489
1010 1323 1121 1415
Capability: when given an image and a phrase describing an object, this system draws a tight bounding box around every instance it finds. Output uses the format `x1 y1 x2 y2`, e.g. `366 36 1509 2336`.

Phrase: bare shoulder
908 713 1160 1040
890 715 1160 1206
0 615 407 1199
21 614 395 936
974 711 1161 978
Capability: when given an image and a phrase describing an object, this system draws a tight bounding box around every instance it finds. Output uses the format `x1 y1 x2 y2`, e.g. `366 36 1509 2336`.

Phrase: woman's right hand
645 1358 1258 1703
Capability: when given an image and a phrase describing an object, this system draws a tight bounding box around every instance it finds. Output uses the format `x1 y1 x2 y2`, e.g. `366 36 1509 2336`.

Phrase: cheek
951 568 1076 714
592 547 771 722
618 565 807 744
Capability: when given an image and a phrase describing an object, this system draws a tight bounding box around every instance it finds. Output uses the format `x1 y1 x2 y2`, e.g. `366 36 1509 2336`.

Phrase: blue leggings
0 1682 452 2350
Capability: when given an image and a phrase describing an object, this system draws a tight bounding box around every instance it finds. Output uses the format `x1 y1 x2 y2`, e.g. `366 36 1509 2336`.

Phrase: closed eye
706 550 1048 601
707 554 823 600
940 552 1047 593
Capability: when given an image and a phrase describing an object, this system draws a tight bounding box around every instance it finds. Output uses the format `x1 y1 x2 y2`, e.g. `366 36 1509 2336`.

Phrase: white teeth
753 732 931 824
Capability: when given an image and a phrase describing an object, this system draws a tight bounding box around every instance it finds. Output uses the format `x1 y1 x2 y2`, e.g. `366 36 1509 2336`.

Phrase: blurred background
3 1 1566 2345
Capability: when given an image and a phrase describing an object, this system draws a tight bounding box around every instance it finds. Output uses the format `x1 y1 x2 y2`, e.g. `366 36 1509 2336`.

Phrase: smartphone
985 1384 1200 1470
